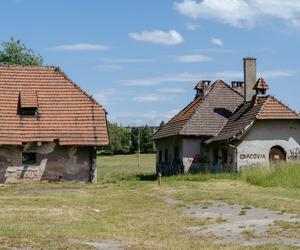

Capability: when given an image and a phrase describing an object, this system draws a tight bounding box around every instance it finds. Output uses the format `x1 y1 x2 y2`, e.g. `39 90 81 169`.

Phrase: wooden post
157 172 162 185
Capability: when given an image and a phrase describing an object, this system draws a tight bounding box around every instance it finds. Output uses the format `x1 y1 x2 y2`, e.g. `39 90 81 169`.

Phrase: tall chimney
243 57 256 102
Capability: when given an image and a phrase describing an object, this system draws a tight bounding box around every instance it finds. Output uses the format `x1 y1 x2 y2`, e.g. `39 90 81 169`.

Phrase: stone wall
0 142 96 183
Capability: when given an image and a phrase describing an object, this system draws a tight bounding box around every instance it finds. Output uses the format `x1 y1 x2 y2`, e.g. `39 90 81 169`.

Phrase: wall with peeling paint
0 142 96 183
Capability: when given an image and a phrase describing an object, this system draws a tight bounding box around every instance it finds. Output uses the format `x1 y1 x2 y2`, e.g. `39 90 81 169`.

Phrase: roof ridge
256 95 270 119
216 79 244 98
179 80 228 135
58 70 107 114
269 95 300 117
0 64 57 70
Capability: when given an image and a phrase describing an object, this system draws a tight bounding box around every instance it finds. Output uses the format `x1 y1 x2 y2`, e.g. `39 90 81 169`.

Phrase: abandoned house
152 58 300 175
0 66 109 183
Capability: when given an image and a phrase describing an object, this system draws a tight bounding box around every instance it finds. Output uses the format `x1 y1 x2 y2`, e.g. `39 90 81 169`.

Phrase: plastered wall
237 120 300 170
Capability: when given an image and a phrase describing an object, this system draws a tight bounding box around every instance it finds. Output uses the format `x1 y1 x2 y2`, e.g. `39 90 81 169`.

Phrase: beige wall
0 142 96 183
237 120 300 170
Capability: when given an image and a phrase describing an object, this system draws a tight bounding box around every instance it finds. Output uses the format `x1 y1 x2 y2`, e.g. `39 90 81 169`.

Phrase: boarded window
158 150 162 164
22 152 37 164
164 149 169 163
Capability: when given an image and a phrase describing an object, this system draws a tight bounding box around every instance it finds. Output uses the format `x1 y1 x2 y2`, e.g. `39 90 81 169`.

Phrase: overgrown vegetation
98 154 300 190
240 162 300 188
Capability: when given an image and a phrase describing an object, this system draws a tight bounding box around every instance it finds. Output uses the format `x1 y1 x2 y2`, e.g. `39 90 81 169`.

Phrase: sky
1 0 300 126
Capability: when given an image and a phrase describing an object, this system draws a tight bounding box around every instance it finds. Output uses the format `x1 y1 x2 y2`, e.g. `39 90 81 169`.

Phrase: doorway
269 146 286 162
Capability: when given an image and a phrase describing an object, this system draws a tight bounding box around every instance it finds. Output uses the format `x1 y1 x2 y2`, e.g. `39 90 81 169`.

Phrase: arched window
269 146 286 162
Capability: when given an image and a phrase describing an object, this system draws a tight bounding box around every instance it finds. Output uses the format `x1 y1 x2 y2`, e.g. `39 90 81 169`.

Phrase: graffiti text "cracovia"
240 154 266 160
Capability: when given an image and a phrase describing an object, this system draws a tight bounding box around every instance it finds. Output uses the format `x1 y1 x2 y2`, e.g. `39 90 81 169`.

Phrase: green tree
130 127 139 153
159 120 165 129
0 38 43 66
108 122 131 154
130 126 156 154
140 125 156 153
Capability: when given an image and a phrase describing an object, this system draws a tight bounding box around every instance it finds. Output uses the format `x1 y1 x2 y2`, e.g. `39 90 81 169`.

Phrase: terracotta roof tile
208 95 300 143
0 65 109 146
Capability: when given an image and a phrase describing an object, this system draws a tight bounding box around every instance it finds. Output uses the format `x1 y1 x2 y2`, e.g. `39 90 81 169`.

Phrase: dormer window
18 90 38 116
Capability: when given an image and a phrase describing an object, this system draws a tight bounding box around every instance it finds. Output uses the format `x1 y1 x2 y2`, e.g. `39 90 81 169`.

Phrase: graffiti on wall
239 153 266 160
288 147 300 160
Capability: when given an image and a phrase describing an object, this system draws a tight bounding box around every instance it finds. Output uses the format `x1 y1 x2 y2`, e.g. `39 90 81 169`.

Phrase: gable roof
207 95 300 143
152 80 244 140
0 65 109 146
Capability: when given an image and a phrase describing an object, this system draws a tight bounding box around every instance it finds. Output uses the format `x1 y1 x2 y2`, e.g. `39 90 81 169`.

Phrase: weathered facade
152 58 300 175
0 66 109 183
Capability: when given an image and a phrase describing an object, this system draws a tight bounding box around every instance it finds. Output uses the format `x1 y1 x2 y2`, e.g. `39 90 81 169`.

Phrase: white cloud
118 69 296 86
94 89 120 107
174 0 257 28
159 88 186 93
133 94 169 102
95 64 122 70
47 43 110 51
211 37 223 47
97 57 157 64
176 54 212 62
186 23 201 30
259 69 297 78
128 30 184 45
174 0 300 28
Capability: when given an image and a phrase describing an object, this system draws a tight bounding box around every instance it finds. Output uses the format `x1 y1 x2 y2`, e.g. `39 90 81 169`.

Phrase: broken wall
0 142 96 183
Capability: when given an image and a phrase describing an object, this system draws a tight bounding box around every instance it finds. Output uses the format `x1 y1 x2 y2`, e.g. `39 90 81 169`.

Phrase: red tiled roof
152 80 244 140
253 78 269 90
0 65 109 146
208 95 300 143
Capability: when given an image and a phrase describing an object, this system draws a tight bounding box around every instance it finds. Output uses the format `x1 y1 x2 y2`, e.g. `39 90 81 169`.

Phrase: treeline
99 122 157 155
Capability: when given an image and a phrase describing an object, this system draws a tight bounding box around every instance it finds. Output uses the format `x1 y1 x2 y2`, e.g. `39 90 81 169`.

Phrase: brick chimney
194 80 211 98
243 57 256 102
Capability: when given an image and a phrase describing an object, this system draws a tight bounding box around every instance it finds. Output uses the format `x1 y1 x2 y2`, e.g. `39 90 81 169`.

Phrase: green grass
240 162 300 188
0 154 298 249
97 154 156 183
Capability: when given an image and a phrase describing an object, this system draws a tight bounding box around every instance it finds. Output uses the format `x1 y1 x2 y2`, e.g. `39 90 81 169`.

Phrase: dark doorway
269 146 286 162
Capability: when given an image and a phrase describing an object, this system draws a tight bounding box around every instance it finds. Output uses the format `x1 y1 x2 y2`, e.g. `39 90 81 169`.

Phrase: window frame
22 152 37 165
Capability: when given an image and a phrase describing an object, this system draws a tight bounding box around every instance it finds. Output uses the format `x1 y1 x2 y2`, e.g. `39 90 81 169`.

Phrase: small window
164 149 169 163
158 150 162 164
19 107 37 116
22 152 37 164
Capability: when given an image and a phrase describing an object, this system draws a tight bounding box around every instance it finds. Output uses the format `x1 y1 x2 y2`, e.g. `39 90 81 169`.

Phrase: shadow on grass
135 173 157 181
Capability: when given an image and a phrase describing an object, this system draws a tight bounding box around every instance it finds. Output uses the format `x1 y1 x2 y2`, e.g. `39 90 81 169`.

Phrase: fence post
157 172 162 185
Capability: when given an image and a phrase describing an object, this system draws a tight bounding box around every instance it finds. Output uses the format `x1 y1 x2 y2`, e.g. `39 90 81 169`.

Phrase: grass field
0 154 299 249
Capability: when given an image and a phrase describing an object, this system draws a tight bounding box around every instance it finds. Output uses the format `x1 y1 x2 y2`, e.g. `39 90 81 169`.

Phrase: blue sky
1 0 300 125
